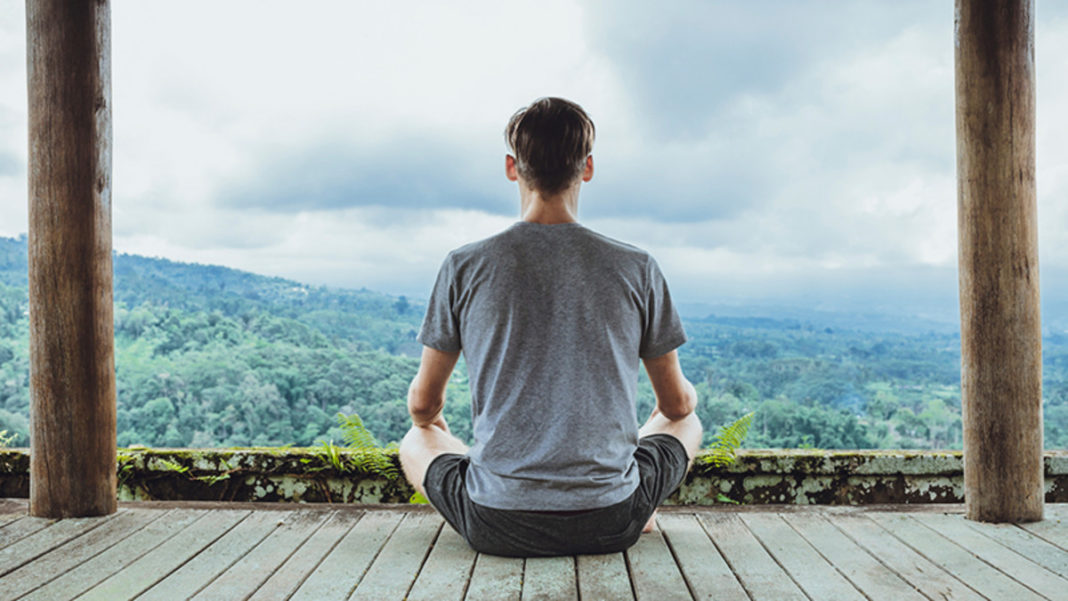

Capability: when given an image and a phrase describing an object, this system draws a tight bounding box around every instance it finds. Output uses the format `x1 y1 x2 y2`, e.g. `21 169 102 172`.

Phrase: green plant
702 412 754 467
193 473 231 485
0 430 15 448
117 451 136 487
336 412 400 479
316 439 349 472
156 458 189 474
337 412 379 449
318 412 400 479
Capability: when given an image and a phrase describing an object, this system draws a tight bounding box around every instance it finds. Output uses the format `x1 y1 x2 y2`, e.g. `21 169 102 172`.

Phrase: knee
399 425 423 464
690 411 703 434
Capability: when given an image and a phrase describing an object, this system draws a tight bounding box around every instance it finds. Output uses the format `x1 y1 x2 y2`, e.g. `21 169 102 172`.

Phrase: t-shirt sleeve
417 254 462 352
639 256 687 359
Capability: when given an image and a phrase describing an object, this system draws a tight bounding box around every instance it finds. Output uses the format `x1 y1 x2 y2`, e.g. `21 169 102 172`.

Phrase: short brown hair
505 97 595 195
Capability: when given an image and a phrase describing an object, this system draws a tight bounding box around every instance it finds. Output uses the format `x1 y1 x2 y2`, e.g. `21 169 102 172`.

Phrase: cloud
218 135 513 215
0 152 18 177
113 207 514 298
1 0 1066 319
581 1 946 141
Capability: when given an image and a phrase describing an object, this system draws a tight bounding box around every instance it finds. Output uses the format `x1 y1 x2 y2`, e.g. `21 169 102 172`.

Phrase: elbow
659 383 698 421
660 402 695 421
407 381 443 426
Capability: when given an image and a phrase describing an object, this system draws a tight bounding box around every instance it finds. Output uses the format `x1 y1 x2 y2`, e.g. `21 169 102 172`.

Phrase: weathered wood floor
0 501 1065 601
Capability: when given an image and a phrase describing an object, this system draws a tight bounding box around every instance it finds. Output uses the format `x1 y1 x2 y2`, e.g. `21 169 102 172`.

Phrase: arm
642 350 697 420
408 346 461 428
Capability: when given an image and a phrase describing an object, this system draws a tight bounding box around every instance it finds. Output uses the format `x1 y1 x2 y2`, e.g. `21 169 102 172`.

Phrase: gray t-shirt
418 221 686 511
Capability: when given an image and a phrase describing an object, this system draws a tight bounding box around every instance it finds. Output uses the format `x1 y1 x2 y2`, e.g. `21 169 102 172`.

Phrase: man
399 97 702 557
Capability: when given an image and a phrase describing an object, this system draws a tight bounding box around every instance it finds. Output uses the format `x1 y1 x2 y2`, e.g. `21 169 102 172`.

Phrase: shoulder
580 227 645 254
444 227 515 265
577 226 657 271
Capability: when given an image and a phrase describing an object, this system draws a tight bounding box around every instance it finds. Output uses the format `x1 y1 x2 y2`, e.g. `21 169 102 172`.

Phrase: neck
519 184 580 224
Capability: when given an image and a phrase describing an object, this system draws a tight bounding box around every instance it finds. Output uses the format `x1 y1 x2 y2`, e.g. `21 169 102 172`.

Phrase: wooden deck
0 500 1065 600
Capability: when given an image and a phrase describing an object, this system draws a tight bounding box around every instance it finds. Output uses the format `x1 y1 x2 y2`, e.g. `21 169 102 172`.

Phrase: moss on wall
1 448 1065 505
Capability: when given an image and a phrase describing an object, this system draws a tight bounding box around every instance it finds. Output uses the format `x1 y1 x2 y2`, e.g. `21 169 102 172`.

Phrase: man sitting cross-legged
399 97 702 557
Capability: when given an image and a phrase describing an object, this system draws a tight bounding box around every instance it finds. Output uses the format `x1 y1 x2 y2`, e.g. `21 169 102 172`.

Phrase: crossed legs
399 410 701 534
399 418 469 498
638 408 703 532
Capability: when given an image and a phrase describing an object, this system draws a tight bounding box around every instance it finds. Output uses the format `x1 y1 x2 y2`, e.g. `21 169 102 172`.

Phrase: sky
1 1 1067 323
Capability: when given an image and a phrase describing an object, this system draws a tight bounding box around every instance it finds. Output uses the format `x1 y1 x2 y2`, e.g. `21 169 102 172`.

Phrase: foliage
702 412 754 467
316 412 399 479
1 236 1067 452
155 458 189 473
0 429 16 448
117 451 136 487
338 412 380 450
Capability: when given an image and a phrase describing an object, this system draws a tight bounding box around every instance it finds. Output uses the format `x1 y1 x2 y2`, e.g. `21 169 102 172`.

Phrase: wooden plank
0 513 112 574
246 511 362 601
465 553 523 601
407 527 477 601
0 512 23 526
576 553 632 601
832 514 984 601
867 512 1045 601
26 0 116 520
350 512 442 601
741 513 865 601
0 516 51 548
21 509 202 601
522 556 577 601
698 513 806 601
136 510 286 601
289 510 403 601
966 520 1068 576
625 528 690 601
1044 503 1068 521
659 513 747 601
0 509 159 600
76 509 249 601
784 513 926 601
913 513 1068 600
191 511 331 601
1019 515 1068 551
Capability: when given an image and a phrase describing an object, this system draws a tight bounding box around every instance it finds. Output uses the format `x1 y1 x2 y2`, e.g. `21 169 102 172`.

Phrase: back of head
505 97 596 196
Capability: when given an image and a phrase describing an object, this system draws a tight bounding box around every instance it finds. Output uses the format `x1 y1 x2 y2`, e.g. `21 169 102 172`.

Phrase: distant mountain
1 236 1065 451
0 235 425 357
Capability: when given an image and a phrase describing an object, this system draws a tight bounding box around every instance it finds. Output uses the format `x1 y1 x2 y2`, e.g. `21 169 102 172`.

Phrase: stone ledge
1 448 1065 505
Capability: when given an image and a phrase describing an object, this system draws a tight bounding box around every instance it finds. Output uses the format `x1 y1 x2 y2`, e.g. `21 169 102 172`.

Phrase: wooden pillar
956 0 1043 522
26 0 116 517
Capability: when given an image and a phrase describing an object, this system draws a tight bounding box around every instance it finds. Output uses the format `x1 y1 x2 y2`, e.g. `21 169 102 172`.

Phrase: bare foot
642 510 658 533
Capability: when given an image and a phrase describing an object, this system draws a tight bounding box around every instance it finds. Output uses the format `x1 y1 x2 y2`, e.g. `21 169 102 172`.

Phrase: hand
429 414 451 434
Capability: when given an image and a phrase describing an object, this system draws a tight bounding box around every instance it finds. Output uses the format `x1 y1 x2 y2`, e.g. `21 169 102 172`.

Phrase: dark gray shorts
423 433 689 557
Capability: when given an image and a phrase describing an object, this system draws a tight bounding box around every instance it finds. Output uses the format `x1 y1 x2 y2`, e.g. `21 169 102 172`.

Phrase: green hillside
1 235 1065 449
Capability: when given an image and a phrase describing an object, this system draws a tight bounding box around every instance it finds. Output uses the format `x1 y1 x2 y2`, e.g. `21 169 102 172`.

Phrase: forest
1 235 1066 450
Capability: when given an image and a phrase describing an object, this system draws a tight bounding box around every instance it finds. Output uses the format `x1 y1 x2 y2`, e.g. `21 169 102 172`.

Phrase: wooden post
956 0 1043 522
26 0 116 517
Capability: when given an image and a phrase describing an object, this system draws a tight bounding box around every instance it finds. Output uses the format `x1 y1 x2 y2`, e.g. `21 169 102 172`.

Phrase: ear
581 155 594 182
505 155 519 182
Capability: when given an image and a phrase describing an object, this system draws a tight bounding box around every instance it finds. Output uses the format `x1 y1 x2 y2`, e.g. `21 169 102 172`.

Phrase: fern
317 439 350 472
156 458 189 474
337 412 379 450
704 412 754 467
329 412 399 479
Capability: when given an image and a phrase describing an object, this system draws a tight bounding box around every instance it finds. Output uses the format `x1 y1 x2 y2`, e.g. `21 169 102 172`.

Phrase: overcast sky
1 1 1066 320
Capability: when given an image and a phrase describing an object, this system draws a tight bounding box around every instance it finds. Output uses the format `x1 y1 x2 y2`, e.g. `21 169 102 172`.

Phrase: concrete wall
1 448 1065 505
